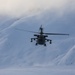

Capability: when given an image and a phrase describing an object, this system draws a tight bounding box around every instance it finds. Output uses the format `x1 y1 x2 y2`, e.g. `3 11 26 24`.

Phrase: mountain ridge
0 11 75 68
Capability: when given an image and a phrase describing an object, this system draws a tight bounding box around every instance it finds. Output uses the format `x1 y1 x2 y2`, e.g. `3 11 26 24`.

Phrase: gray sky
0 0 75 17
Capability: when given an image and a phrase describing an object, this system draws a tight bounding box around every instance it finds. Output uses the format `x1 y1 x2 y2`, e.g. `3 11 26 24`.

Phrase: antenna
41 25 42 28
39 25 42 30
39 25 43 34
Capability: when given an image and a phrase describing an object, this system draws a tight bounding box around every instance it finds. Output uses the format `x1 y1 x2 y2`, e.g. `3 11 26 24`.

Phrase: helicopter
15 25 69 46
30 25 69 46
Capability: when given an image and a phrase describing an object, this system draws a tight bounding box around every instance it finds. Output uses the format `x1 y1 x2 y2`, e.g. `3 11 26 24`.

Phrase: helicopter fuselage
37 35 45 45
31 34 50 46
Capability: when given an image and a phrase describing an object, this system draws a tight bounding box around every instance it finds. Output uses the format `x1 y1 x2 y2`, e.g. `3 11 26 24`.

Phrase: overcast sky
0 0 75 17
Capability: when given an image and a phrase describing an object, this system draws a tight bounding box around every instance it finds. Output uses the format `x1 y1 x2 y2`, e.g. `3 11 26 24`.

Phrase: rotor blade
44 33 69 35
15 28 39 33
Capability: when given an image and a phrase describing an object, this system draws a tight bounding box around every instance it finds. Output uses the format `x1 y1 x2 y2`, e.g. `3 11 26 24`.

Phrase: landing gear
46 39 52 44
31 38 36 42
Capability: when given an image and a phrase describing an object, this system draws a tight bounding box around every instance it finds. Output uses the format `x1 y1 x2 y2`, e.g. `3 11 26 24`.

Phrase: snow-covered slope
0 10 75 68
58 45 75 65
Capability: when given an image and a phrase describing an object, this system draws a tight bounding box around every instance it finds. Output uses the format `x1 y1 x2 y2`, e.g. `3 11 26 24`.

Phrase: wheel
50 40 52 44
35 43 38 45
31 40 32 42
44 44 46 46
34 38 35 40
47 39 49 41
31 38 33 42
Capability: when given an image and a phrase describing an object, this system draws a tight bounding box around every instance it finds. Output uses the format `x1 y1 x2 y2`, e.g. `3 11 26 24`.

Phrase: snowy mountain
0 10 75 68
58 45 75 65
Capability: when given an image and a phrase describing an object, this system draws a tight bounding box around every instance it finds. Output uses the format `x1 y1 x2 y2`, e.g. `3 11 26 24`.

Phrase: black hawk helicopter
15 25 69 46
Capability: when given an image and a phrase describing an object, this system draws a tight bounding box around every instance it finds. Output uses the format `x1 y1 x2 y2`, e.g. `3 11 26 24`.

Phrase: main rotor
15 25 69 36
